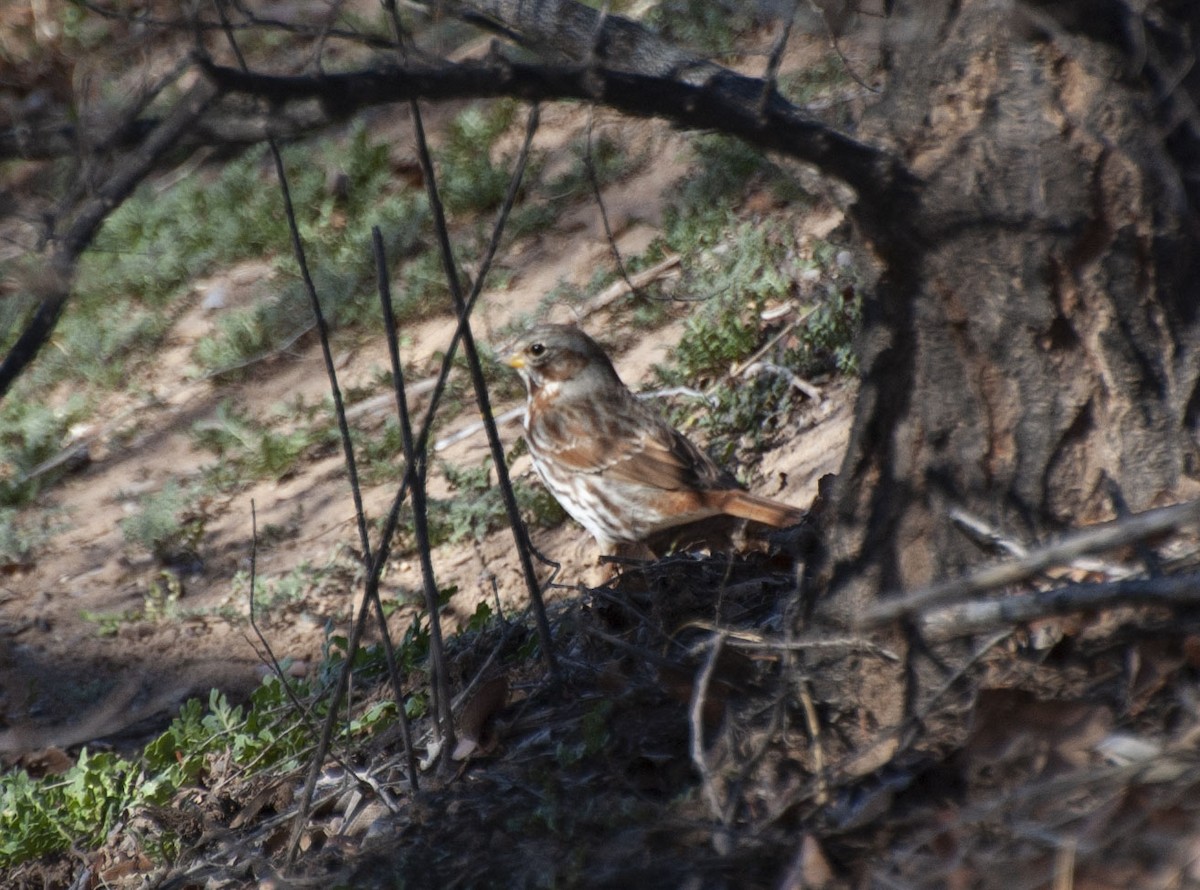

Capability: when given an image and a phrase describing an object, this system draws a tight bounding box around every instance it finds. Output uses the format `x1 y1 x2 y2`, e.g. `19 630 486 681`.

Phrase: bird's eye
529 342 546 357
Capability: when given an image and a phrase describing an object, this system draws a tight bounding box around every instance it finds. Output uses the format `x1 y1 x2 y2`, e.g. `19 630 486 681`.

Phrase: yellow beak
506 353 525 369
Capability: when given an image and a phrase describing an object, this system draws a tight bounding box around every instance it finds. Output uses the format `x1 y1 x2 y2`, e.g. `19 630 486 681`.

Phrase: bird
506 323 803 560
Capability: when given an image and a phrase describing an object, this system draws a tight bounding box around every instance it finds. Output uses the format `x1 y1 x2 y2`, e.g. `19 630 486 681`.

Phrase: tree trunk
816 0 1200 625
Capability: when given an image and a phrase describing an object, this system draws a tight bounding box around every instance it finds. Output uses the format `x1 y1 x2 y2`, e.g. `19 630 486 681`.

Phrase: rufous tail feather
713 490 803 528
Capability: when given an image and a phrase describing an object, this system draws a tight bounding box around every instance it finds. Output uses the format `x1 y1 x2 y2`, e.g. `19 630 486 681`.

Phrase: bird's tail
712 489 803 528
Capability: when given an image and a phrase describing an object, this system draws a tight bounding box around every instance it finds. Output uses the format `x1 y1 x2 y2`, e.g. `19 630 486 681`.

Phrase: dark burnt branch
199 56 915 210
0 78 218 401
0 102 335 161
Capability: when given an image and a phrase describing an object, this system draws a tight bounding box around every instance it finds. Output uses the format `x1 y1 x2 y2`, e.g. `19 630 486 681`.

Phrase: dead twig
583 105 638 302
410 98 561 684
862 499 1200 625
739 360 822 401
372 227 423 788
433 405 524 452
207 3 410 864
728 305 814 378
949 505 1135 578
690 632 731 852
798 679 828 805
759 0 798 116
919 573 1200 640
678 620 899 660
577 253 682 317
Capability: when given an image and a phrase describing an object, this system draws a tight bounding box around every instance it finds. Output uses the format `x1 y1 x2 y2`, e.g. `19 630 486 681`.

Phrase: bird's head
506 324 622 398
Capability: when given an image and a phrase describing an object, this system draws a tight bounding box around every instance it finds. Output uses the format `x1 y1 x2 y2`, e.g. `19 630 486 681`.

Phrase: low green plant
0 747 143 868
421 458 567 548
437 100 519 214
662 219 796 381
191 400 331 487
119 481 205 565
671 134 811 230
645 0 760 54
0 643 430 870
0 507 68 565
540 131 637 203
0 394 90 507
779 54 855 107
653 206 864 458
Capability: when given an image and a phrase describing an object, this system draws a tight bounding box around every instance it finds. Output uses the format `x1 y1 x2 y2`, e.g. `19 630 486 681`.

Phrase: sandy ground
0 45 856 755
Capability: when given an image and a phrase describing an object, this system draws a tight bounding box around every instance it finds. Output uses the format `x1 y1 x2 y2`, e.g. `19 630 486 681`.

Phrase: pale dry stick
433 405 523 452
919 573 1200 641
345 378 437 423
797 679 828 806
949 505 1134 578
575 253 681 318
728 305 815 378
679 620 899 661
739 359 823 401
862 499 1200 625
1053 839 1077 890
690 633 731 850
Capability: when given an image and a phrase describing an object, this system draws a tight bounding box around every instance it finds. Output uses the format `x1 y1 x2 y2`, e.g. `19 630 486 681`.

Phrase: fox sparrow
507 324 802 558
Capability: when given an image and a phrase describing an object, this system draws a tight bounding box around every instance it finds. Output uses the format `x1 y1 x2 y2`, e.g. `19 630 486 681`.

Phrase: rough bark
816 0 1200 624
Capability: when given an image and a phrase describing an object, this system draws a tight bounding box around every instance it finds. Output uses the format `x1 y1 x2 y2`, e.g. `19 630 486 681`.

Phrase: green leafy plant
0 395 90 507
119 481 206 565
0 748 143 868
413 458 566 549
684 134 807 216
191 400 330 487
0 507 68 565
645 0 760 54
436 100 519 214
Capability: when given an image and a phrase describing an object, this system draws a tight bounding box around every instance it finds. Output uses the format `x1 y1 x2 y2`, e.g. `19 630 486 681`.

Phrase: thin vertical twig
691 632 731 852
408 98 562 684
374 224 454 753
207 0 408 866
372 227 421 789
760 1 799 115
583 106 638 301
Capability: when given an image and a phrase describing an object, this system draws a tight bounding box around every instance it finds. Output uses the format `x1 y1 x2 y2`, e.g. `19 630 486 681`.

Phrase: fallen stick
920 572 1200 639
861 498 1200 625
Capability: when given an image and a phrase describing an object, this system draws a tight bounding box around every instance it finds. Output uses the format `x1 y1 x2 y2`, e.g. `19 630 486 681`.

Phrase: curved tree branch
199 55 917 213
0 79 218 400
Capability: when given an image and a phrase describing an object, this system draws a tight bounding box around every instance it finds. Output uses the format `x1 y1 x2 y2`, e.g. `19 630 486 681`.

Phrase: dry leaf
965 688 1113 776
453 675 509 761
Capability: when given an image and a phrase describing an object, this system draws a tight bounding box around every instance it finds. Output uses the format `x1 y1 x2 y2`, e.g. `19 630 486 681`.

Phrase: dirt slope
0 91 853 752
